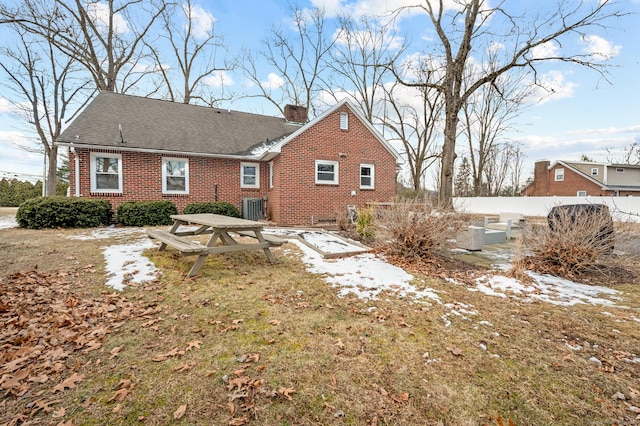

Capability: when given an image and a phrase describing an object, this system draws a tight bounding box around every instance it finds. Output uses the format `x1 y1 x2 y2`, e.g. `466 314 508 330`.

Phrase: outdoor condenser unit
242 198 263 221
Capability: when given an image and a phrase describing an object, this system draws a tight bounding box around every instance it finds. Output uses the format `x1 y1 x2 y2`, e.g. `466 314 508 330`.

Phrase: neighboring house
521 160 640 197
56 91 402 225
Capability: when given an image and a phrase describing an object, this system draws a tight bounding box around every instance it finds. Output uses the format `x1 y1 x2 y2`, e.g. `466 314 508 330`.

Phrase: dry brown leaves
222 352 296 425
0 270 159 423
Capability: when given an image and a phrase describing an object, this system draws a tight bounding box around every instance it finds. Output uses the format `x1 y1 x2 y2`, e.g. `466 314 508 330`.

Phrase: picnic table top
170 214 264 230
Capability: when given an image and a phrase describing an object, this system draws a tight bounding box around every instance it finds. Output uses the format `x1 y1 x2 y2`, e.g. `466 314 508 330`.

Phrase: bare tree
325 15 405 122
240 6 335 118
606 138 640 165
0 28 92 195
0 0 167 93
391 0 626 207
145 0 234 106
461 68 529 195
381 69 443 191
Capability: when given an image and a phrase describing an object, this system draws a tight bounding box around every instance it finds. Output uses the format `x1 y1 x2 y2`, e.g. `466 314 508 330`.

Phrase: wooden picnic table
147 213 285 277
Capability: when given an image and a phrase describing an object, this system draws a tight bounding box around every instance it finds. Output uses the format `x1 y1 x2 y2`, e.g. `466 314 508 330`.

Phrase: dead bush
513 204 617 278
374 200 469 260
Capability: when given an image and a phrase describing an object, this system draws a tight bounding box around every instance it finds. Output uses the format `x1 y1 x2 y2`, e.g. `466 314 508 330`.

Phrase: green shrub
355 205 376 240
116 200 177 227
183 201 241 218
16 196 112 229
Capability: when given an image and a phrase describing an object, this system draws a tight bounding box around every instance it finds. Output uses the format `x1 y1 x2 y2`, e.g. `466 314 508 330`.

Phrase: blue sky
1 0 639 184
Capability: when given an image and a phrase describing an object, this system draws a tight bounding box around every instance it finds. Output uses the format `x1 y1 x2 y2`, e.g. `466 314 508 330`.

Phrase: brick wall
68 104 398 225
270 105 397 225
523 161 614 196
69 148 268 214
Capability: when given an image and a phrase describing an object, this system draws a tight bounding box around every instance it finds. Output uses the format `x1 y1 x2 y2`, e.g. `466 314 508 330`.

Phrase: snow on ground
0 215 17 229
265 228 366 254
469 272 620 307
0 213 625 308
284 238 440 302
66 226 159 290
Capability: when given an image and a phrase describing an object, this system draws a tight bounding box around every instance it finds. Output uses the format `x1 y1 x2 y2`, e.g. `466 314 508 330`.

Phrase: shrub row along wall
453 196 640 222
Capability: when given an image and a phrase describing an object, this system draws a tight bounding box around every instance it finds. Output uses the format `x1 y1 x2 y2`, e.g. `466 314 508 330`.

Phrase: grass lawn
1 217 639 425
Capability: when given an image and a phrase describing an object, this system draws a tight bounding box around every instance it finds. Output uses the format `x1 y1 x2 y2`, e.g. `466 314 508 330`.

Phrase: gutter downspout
70 145 81 197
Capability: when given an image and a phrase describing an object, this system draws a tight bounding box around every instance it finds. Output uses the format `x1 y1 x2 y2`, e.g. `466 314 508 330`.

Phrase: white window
591 168 598 176
555 168 564 181
577 190 587 197
241 162 259 188
616 168 624 173
315 160 339 184
162 158 188 194
90 153 122 193
360 164 375 189
269 161 274 188
340 112 349 130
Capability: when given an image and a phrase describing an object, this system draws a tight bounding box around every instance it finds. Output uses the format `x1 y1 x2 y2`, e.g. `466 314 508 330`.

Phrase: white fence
453 196 640 222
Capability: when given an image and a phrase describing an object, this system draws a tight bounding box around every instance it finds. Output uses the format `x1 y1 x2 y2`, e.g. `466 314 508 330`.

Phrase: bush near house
116 200 177 227
373 200 469 260
16 196 111 229
514 204 618 279
183 201 241 218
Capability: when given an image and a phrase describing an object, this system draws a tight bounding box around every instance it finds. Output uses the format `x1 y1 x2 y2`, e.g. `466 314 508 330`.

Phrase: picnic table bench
147 214 286 277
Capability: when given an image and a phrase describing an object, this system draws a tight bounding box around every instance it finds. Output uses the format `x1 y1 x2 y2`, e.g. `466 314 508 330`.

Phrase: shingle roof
57 91 302 156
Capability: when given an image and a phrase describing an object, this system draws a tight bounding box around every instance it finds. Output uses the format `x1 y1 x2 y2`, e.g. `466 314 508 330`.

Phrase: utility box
242 198 263 221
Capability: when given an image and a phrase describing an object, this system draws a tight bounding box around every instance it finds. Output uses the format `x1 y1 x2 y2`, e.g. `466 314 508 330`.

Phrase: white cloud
580 34 621 61
531 41 560 59
310 0 459 20
184 4 216 39
204 70 234 88
86 2 129 34
526 70 577 104
262 73 285 91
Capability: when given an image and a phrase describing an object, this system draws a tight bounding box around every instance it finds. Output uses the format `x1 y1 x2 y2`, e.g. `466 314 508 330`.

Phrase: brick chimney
284 104 308 123
534 160 550 195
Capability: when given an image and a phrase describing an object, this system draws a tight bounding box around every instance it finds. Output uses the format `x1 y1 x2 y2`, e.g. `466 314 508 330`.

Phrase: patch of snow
287 239 440 302
469 271 619 307
103 238 158 291
266 228 365 254
67 225 147 241
0 215 18 229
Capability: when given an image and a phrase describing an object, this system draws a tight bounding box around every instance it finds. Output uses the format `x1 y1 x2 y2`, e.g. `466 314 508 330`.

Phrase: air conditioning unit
242 198 263 221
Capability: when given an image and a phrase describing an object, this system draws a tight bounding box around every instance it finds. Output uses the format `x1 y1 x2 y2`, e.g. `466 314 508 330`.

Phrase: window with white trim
241 162 259 188
162 158 188 194
555 168 564 181
591 168 598 176
577 190 587 197
90 153 122 193
339 112 348 130
315 160 339 184
360 164 375 189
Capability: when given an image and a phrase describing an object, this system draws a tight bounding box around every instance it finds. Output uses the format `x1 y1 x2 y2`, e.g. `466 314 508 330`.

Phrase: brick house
56 91 402 225
521 160 640 197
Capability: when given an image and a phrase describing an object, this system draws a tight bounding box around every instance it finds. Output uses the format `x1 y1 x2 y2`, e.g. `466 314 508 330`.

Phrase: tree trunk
45 146 58 196
439 106 458 208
